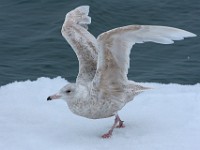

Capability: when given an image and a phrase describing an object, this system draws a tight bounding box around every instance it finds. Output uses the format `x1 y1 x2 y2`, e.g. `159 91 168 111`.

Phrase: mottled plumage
47 5 196 138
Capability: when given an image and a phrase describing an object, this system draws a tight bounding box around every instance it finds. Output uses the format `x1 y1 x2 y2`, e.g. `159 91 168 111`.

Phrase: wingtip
184 31 197 38
76 5 90 14
190 33 197 37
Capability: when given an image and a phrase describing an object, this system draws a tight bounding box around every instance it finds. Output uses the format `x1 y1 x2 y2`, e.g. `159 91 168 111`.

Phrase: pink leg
116 118 125 128
101 115 125 138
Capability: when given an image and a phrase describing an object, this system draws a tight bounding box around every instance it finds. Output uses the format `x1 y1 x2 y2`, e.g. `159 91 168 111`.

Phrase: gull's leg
116 115 125 128
101 114 120 138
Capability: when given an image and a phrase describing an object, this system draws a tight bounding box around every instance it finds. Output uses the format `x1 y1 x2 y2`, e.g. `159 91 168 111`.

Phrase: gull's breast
67 96 125 119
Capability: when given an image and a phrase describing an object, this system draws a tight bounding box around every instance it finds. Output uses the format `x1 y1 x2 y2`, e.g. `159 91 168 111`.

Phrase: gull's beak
47 94 61 101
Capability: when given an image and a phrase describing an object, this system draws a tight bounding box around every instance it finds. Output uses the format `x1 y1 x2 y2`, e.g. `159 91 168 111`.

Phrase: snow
0 77 200 150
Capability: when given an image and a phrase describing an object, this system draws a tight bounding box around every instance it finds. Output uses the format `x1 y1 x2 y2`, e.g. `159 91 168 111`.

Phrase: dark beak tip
47 96 52 101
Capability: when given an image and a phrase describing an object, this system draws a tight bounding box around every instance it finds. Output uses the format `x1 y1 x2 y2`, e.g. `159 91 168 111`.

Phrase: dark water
0 0 199 86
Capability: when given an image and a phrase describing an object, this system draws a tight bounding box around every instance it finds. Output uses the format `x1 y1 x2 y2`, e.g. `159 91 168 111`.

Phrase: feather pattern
93 25 196 89
49 5 196 121
61 6 98 84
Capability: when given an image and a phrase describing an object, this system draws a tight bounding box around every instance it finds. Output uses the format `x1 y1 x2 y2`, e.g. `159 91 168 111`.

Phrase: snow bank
0 77 200 150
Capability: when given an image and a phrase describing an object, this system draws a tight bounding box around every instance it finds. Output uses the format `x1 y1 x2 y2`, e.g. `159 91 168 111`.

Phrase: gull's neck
74 84 89 100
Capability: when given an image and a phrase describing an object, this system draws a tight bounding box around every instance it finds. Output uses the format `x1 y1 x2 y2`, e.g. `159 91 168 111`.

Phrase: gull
47 5 196 138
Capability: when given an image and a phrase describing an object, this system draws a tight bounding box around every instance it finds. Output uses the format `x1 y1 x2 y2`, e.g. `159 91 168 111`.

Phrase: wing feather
93 25 196 88
61 6 98 84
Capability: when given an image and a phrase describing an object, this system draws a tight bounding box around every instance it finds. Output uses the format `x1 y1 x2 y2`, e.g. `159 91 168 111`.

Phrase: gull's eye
66 90 71 93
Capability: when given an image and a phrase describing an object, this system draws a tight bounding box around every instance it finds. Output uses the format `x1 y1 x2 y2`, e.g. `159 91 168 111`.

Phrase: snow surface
0 77 200 150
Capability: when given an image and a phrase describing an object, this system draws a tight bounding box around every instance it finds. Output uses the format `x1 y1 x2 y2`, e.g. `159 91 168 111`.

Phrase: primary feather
61 6 98 85
94 25 196 88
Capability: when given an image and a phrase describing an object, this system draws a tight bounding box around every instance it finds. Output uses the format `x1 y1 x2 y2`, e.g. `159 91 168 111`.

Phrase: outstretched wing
92 25 196 89
61 6 98 84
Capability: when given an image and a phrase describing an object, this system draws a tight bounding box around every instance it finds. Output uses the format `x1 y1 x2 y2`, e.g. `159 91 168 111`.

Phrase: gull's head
47 83 76 102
